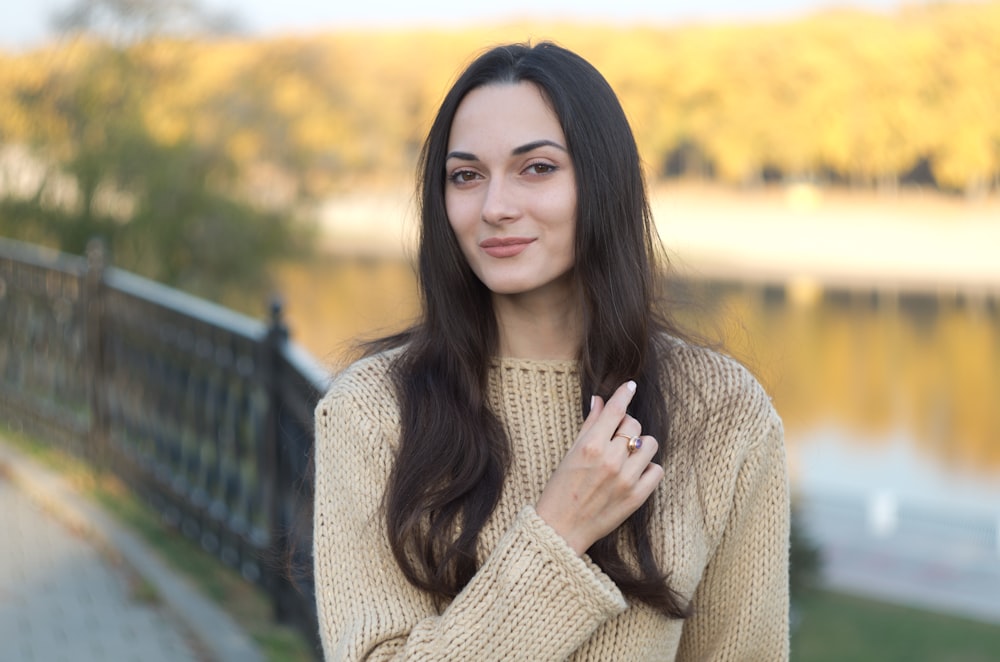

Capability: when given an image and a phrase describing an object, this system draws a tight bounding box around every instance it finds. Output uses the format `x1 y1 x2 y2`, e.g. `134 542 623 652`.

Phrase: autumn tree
0 0 309 313
3 2 998 200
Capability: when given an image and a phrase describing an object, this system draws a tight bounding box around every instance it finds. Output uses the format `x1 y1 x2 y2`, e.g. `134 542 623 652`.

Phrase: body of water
277 256 1000 521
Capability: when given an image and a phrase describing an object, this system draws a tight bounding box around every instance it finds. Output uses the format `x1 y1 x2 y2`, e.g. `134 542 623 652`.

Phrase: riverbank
314 183 1000 296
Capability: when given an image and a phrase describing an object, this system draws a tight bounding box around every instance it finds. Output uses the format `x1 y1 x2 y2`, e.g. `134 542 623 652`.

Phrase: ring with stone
613 433 642 455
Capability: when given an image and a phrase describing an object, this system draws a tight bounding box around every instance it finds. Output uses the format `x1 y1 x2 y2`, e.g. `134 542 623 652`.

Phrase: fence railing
0 236 327 655
799 489 1000 559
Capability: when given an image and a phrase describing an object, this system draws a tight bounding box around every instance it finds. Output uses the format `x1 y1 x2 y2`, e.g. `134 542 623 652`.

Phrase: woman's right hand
535 380 664 556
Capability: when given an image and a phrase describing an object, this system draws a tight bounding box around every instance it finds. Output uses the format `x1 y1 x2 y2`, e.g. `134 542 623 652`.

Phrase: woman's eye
449 169 480 184
525 162 557 175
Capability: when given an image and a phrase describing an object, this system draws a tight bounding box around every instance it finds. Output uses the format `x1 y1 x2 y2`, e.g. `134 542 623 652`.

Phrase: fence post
263 296 294 623
85 238 110 469
996 515 1000 559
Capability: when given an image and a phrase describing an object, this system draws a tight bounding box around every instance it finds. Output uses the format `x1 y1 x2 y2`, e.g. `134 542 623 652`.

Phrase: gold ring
627 436 643 455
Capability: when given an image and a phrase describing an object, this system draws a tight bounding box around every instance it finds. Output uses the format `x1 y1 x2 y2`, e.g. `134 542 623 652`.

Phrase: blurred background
1 0 998 660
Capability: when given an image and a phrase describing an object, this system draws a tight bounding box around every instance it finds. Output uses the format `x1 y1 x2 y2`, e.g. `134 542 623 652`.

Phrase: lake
275 254 1000 522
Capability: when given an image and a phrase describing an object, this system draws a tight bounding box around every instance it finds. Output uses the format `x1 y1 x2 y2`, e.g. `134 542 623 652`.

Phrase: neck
492 288 582 360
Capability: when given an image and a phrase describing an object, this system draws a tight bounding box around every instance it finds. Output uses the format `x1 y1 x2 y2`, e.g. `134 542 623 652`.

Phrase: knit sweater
313 342 790 661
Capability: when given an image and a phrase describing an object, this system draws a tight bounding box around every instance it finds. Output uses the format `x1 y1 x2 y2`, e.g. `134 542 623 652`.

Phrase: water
276 256 1000 516
711 286 998 496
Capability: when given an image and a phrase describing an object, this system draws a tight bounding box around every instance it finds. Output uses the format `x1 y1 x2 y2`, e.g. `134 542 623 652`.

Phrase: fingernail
590 395 596 410
626 380 636 393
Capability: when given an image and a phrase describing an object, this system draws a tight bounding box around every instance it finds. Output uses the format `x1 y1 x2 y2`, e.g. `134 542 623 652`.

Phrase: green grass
1 429 316 662
793 590 1000 662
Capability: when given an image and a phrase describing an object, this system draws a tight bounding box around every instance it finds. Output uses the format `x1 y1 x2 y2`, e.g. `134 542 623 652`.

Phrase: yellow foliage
3 2 998 198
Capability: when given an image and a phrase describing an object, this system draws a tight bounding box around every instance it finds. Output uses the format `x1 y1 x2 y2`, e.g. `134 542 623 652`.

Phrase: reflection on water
277 255 1000 508
276 256 420 365
677 282 1000 513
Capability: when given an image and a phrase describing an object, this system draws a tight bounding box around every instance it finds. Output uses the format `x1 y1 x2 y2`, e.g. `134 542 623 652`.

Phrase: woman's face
444 82 577 303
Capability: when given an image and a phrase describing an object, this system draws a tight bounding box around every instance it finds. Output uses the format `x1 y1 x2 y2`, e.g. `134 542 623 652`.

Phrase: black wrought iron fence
0 236 326 655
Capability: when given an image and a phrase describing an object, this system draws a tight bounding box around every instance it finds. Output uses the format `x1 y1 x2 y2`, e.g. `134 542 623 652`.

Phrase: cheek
445 194 479 241
546 190 577 240
444 194 460 235
549 176 577 228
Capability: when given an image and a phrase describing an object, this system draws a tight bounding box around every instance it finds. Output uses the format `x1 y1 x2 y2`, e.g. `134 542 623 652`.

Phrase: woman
313 42 789 660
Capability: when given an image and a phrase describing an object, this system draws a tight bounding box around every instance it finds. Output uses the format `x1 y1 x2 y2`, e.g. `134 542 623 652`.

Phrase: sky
0 0 913 50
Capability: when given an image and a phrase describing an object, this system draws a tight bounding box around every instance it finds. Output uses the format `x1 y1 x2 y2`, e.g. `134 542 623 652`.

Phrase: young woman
313 42 789 660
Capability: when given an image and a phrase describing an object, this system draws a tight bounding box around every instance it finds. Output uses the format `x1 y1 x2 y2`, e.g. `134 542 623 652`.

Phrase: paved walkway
0 475 203 662
0 440 264 662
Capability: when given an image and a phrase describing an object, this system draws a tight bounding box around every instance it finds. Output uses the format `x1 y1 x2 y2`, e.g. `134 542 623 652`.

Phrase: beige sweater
313 343 789 661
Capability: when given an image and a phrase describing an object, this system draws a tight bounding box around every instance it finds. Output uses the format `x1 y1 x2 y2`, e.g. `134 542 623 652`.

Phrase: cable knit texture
313 342 790 661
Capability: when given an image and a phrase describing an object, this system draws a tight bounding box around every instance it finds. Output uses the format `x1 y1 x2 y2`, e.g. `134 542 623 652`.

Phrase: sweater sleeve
676 408 791 661
313 382 627 662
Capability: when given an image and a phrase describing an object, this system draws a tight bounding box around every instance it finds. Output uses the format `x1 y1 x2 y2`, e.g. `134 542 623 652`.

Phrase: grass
0 428 317 662
793 590 1000 661
6 428 1000 662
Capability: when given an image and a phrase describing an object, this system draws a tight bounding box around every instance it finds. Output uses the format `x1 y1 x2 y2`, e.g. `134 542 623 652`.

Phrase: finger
578 395 604 437
594 381 637 437
613 414 642 439
609 416 642 460
633 460 665 498
622 435 659 480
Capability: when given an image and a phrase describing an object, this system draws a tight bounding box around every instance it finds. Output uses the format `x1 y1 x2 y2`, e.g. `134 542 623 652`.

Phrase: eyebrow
512 139 567 156
445 139 568 162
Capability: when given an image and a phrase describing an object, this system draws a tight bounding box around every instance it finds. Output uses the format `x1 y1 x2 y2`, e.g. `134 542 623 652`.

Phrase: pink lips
479 237 536 258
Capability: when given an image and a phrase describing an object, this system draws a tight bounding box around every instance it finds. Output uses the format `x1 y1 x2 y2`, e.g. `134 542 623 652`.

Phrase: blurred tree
924 2 1000 197
3 4 999 202
0 1 309 313
51 0 242 45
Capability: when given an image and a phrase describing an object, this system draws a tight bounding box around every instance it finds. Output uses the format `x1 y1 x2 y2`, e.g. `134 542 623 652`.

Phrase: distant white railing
799 490 1000 559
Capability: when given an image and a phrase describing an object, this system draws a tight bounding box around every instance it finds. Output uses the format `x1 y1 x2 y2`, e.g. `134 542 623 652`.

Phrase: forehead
447 82 565 151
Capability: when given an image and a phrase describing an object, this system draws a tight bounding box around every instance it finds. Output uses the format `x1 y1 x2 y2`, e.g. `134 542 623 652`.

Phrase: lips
479 237 536 258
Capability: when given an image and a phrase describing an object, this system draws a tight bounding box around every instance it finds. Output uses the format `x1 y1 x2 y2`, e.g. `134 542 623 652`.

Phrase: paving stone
0 477 203 662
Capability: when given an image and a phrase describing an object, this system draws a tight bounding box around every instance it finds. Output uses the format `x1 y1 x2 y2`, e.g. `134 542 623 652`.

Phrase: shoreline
313 183 1000 295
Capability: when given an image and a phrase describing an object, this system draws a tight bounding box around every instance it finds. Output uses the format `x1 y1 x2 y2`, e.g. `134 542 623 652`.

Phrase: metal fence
0 236 327 655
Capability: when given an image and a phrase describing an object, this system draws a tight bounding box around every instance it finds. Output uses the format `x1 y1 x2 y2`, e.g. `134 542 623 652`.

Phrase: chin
475 272 528 295
484 283 530 296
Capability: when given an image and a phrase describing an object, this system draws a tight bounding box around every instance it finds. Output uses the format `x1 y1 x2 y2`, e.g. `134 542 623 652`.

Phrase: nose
480 176 519 225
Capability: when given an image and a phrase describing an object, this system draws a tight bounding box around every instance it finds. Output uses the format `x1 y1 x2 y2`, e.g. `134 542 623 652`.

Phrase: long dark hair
369 42 690 618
